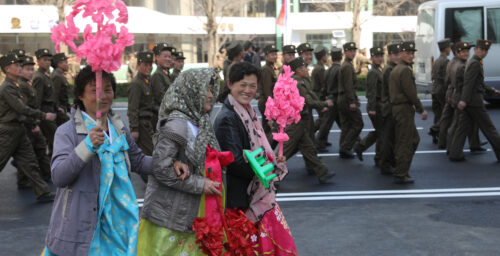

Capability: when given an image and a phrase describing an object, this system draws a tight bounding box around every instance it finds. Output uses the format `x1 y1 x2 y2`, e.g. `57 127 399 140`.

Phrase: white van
415 0 500 102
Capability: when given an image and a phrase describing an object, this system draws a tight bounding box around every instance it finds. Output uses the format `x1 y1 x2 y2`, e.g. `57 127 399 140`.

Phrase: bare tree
373 0 427 16
193 0 251 67
29 0 75 54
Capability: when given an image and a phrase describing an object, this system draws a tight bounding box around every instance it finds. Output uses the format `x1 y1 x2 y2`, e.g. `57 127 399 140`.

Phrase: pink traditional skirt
228 204 299 256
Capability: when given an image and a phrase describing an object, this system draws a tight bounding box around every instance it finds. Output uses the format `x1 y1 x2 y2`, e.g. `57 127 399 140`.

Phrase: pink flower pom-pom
272 132 289 143
264 64 304 131
50 0 134 73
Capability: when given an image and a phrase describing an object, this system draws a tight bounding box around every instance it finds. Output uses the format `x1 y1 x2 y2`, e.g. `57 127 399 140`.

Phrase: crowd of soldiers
248 38 500 185
0 48 71 202
0 43 186 201
427 39 500 162
1 37 500 203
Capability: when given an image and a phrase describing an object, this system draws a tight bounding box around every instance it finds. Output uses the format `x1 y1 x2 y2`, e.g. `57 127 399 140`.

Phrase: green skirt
137 219 204 256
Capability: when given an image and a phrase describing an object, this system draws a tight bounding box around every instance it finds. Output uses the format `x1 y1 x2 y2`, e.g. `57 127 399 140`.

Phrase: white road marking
276 187 500 197
136 187 500 206
296 149 491 157
274 192 500 201
329 127 424 133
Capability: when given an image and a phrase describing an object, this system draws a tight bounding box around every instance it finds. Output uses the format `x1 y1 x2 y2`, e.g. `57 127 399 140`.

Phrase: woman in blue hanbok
42 66 152 256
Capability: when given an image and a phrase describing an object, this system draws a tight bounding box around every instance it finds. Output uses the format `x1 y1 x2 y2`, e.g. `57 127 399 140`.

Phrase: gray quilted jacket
141 117 207 233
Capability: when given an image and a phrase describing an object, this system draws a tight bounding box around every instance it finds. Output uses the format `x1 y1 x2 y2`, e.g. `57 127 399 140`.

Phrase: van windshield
445 7 484 43
417 7 435 36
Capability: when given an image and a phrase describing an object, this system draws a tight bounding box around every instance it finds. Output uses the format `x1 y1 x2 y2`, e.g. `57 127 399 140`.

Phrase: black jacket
213 98 255 208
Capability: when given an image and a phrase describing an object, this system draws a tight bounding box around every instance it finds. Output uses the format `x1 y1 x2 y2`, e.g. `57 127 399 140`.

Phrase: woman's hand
276 156 286 164
203 180 222 196
173 161 190 180
131 131 139 142
89 126 105 147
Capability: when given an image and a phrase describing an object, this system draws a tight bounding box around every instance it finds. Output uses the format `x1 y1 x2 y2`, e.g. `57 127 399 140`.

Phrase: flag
277 0 287 27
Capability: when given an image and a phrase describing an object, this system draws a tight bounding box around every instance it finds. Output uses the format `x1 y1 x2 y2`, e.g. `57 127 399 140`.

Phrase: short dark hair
73 65 116 111
217 61 262 103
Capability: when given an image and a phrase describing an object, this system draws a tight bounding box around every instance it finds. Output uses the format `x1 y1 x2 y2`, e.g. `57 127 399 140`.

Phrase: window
445 7 484 44
487 8 500 43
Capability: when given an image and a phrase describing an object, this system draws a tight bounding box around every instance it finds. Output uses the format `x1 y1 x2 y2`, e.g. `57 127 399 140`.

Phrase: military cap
314 45 328 59
289 57 306 71
153 43 169 55
10 49 25 58
400 41 417 52
283 45 296 54
0 53 23 69
51 53 68 68
297 43 314 54
437 38 451 51
370 46 384 56
226 41 243 58
476 39 492 50
263 44 278 55
21 55 35 66
330 47 343 59
137 51 154 63
175 51 186 60
35 48 52 59
343 42 358 51
454 41 472 52
387 43 401 55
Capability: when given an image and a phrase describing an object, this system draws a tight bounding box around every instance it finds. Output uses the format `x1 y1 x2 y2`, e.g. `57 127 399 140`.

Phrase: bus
415 0 500 102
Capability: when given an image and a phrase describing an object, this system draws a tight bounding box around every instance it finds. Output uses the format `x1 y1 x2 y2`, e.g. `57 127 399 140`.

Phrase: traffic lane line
274 192 500 201
276 187 500 197
136 187 500 205
296 149 491 157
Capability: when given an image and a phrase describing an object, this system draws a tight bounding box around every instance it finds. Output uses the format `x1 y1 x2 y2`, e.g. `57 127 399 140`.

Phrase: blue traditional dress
42 113 140 256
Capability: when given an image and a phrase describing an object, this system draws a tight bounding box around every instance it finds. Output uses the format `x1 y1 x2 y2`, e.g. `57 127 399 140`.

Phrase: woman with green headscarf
137 68 224 256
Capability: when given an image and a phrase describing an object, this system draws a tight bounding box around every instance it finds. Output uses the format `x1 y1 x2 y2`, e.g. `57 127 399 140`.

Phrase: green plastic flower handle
243 147 277 189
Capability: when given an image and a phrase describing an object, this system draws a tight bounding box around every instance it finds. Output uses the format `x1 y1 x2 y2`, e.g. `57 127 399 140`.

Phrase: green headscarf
158 68 221 171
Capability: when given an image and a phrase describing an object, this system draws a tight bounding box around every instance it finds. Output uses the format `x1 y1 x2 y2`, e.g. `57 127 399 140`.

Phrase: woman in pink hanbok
214 61 298 256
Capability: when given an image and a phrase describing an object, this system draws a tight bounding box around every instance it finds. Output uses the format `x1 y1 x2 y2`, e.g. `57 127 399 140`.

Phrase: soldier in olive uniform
449 39 500 162
429 39 451 143
444 42 482 154
298 43 314 67
378 43 400 175
151 43 175 130
17 55 52 185
50 53 71 126
311 46 329 151
258 44 279 146
354 46 385 163
437 44 460 149
311 46 328 99
338 42 363 159
0 53 56 202
283 57 335 184
317 47 343 151
389 41 428 184
128 51 155 157
280 45 297 74
33 49 58 157
171 51 185 82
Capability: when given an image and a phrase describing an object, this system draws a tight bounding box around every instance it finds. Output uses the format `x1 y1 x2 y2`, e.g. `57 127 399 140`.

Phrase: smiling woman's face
79 79 114 118
228 74 258 107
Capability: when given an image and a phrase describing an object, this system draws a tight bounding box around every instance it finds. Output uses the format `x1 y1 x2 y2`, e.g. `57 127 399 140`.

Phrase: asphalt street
1 97 500 256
